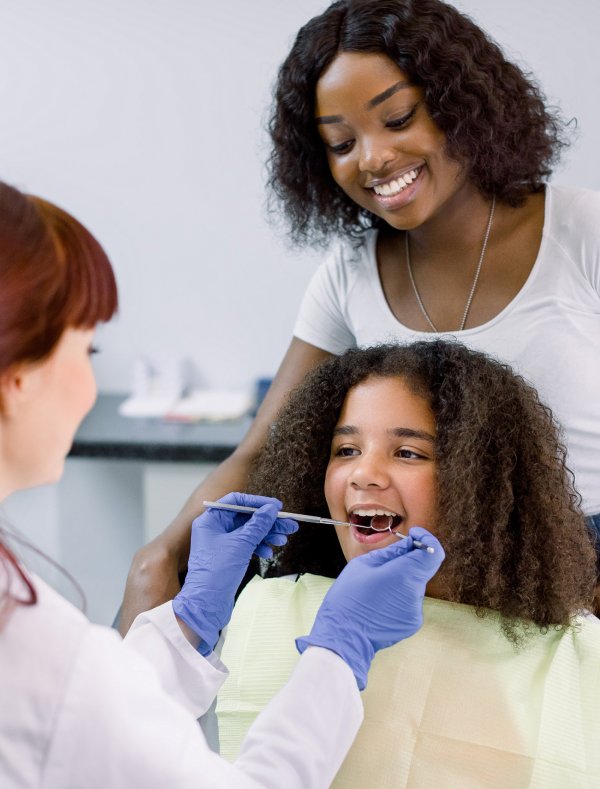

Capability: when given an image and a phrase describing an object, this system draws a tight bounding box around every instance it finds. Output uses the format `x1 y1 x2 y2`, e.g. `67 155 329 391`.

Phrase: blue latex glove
173 493 298 655
296 527 445 689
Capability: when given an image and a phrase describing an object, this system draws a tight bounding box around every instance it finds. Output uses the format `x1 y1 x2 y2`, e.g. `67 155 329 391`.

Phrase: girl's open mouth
349 511 404 535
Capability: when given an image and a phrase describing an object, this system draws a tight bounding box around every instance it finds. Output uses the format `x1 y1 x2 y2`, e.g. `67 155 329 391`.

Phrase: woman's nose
358 134 396 174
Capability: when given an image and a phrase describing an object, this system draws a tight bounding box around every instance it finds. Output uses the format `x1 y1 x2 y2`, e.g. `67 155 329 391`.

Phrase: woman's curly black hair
267 0 569 245
247 341 596 643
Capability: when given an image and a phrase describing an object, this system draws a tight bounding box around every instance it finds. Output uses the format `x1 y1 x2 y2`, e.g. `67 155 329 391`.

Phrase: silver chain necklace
405 195 496 332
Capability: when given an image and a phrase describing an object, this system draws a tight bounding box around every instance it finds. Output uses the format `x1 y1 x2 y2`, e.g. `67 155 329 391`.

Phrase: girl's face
325 375 438 564
0 328 98 497
315 51 471 231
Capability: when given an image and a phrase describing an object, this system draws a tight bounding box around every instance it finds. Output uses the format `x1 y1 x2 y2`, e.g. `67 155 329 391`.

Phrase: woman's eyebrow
316 114 344 126
367 80 410 109
316 80 410 125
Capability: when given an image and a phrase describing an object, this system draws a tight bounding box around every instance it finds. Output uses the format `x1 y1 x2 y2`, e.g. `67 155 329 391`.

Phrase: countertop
69 394 252 462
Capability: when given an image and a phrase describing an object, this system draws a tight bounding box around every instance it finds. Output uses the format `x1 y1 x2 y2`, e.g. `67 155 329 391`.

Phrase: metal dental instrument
369 515 405 535
202 501 435 553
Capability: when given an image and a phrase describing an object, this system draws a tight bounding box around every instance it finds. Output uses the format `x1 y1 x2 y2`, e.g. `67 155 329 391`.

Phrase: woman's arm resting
118 338 333 635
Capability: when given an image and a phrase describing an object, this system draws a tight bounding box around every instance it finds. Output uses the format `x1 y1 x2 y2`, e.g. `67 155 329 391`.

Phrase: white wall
0 0 598 395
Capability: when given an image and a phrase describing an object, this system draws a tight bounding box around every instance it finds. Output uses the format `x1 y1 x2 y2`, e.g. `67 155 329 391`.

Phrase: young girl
122 0 600 631
217 340 599 787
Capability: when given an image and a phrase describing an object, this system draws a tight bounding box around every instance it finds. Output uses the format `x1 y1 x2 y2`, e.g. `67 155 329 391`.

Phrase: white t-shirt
294 185 600 515
0 572 362 788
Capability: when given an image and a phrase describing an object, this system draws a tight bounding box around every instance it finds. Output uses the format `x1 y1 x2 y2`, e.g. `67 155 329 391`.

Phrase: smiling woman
215 340 600 786
268 0 565 243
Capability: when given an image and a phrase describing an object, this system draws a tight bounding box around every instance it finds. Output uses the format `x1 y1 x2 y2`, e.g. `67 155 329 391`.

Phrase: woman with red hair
0 181 443 787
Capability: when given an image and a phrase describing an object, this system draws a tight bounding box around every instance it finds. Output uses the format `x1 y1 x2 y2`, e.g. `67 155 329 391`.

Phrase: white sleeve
45 623 363 788
235 647 363 788
573 189 600 295
293 243 357 354
124 601 227 717
552 185 600 295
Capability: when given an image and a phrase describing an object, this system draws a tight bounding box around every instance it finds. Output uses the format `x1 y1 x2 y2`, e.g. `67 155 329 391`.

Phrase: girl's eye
386 105 418 130
88 345 100 356
334 446 360 457
397 448 424 460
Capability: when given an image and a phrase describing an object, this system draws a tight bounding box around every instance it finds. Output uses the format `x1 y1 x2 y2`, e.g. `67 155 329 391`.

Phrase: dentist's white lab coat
0 573 362 787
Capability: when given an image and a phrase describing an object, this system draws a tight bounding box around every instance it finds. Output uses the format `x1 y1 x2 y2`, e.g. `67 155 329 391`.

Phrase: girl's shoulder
575 611 600 656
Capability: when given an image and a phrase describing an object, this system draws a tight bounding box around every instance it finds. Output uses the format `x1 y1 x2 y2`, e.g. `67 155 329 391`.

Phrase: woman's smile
367 165 425 211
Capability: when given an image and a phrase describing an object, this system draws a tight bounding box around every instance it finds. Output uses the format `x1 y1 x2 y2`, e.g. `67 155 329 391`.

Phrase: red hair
0 183 118 373
0 181 118 619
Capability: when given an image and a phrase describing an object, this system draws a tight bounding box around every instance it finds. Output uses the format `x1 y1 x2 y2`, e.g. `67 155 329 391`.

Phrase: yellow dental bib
217 574 600 788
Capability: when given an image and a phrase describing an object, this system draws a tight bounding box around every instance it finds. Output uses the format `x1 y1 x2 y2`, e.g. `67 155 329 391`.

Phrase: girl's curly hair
247 341 596 643
267 0 569 245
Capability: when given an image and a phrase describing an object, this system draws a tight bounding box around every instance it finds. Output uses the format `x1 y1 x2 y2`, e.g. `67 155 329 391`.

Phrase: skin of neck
403 177 497 258
0 463 18 502
0 429 27 501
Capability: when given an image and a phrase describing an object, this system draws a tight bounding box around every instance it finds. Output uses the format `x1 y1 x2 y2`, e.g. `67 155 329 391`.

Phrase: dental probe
202 500 435 553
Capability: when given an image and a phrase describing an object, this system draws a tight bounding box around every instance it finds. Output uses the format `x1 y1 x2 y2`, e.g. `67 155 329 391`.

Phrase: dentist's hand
173 493 298 654
296 527 444 689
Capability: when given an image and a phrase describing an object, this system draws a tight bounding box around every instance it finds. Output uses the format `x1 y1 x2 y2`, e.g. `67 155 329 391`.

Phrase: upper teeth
352 509 397 517
373 169 418 196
